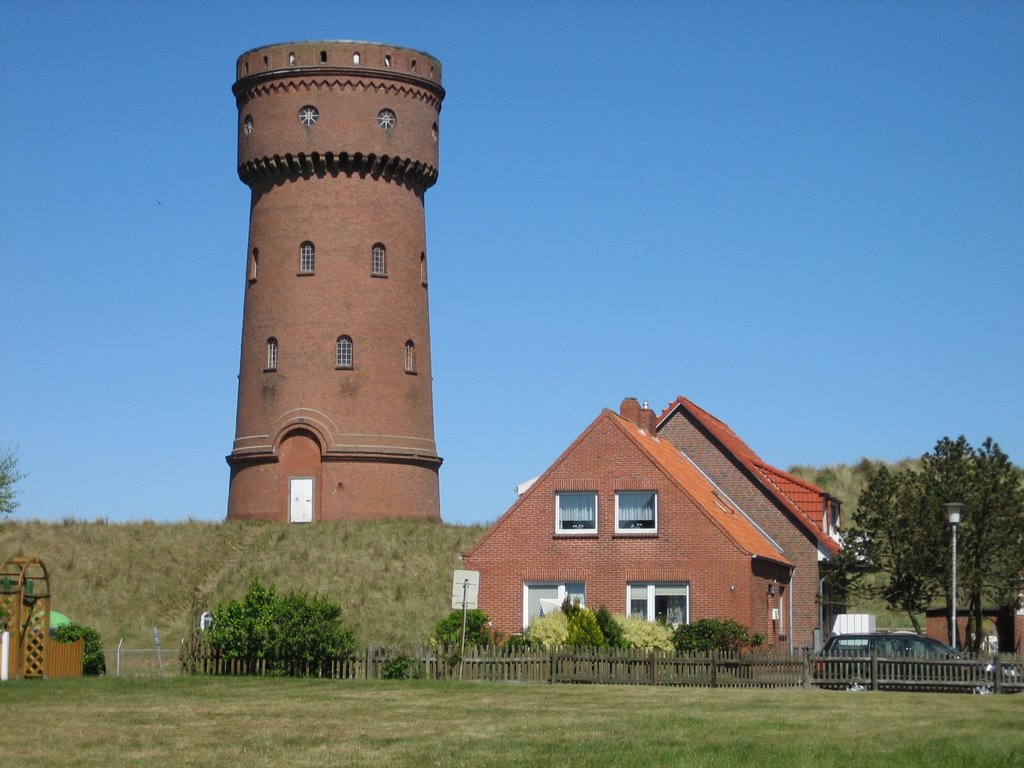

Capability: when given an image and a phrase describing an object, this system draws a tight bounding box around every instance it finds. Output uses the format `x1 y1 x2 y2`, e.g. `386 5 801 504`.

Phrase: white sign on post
451 569 480 610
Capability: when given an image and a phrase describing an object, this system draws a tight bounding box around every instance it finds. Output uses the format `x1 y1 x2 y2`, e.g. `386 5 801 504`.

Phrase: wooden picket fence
181 643 1024 694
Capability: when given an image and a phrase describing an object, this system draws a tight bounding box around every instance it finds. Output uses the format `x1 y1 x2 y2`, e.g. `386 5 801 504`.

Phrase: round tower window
244 115 254 135
377 109 396 130
299 106 319 127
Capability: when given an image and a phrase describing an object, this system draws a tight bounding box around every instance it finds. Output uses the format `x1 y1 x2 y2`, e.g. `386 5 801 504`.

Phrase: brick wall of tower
227 41 444 522
657 411 822 649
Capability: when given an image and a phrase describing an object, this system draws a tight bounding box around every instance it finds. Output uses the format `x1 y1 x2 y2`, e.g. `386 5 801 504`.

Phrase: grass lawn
1 678 1022 767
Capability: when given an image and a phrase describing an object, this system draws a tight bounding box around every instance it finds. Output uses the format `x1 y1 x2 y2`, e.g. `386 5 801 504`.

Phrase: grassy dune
0 519 487 648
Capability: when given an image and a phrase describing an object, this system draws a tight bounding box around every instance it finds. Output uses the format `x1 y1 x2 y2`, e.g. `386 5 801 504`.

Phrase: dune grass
0 519 487 648
1 676 1022 767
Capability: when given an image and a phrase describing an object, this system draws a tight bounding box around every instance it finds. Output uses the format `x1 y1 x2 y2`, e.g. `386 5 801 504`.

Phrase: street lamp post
946 503 962 651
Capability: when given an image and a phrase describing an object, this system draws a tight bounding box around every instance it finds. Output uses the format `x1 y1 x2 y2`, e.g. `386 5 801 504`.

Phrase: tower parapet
226 41 445 523
233 42 444 190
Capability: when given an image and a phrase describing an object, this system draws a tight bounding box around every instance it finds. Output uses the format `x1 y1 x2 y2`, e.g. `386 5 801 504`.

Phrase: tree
841 436 1024 650
206 579 356 675
942 438 1024 651
845 465 943 633
1 446 25 518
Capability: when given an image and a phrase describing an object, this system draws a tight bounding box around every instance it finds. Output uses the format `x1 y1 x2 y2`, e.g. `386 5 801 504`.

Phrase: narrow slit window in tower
266 338 278 370
420 252 427 286
371 243 387 276
299 241 315 273
336 336 353 369
250 248 259 281
404 341 416 374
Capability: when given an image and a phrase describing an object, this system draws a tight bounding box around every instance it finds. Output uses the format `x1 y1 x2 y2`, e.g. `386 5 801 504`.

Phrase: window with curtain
615 491 657 532
524 583 586 627
556 491 597 533
629 583 688 625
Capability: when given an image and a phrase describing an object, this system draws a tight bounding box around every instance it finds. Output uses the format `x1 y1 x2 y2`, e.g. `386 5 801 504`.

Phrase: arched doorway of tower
278 429 322 523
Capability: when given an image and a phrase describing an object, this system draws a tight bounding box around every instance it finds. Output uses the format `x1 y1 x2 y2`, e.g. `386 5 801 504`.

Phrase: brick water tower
226 41 444 522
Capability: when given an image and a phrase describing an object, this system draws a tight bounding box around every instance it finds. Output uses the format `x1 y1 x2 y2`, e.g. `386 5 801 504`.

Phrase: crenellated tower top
233 41 444 190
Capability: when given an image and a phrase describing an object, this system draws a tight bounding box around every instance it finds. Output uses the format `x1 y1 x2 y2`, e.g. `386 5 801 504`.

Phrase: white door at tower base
289 477 314 523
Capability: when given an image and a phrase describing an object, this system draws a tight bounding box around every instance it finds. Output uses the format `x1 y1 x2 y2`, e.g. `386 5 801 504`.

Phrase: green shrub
206 578 356 675
431 609 496 648
380 653 425 680
525 611 568 649
594 606 626 649
673 618 753 653
567 608 605 648
53 621 106 675
503 632 532 650
614 615 674 650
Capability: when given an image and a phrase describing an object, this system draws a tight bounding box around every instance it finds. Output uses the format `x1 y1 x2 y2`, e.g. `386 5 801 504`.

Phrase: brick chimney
619 397 641 425
620 397 656 433
639 401 656 434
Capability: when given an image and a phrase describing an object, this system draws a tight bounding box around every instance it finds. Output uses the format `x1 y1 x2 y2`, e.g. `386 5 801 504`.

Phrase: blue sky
2 1 1021 526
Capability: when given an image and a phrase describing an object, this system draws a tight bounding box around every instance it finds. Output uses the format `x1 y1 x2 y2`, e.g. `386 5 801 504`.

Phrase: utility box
832 614 876 635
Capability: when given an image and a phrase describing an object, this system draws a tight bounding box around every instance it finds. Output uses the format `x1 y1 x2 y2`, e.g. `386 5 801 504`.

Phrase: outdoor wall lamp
767 584 776 598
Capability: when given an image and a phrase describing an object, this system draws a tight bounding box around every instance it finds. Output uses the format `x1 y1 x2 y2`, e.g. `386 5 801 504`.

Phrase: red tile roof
464 407 792 567
608 411 792 566
657 396 841 556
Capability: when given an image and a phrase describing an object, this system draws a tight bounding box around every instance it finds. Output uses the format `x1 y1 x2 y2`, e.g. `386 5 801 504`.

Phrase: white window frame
522 582 586 628
404 341 416 373
265 338 278 370
371 243 387 276
615 490 658 533
627 583 689 625
299 241 315 273
555 491 597 534
336 336 353 369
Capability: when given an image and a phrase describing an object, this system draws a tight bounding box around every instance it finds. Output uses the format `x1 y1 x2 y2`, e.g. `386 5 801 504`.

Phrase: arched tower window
320 50 327 63
299 241 315 273
250 248 259 281
371 243 387 276
336 336 353 369
288 51 296 65
420 252 427 286
266 337 278 370
353 52 361 64
404 341 416 374
384 54 392 68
